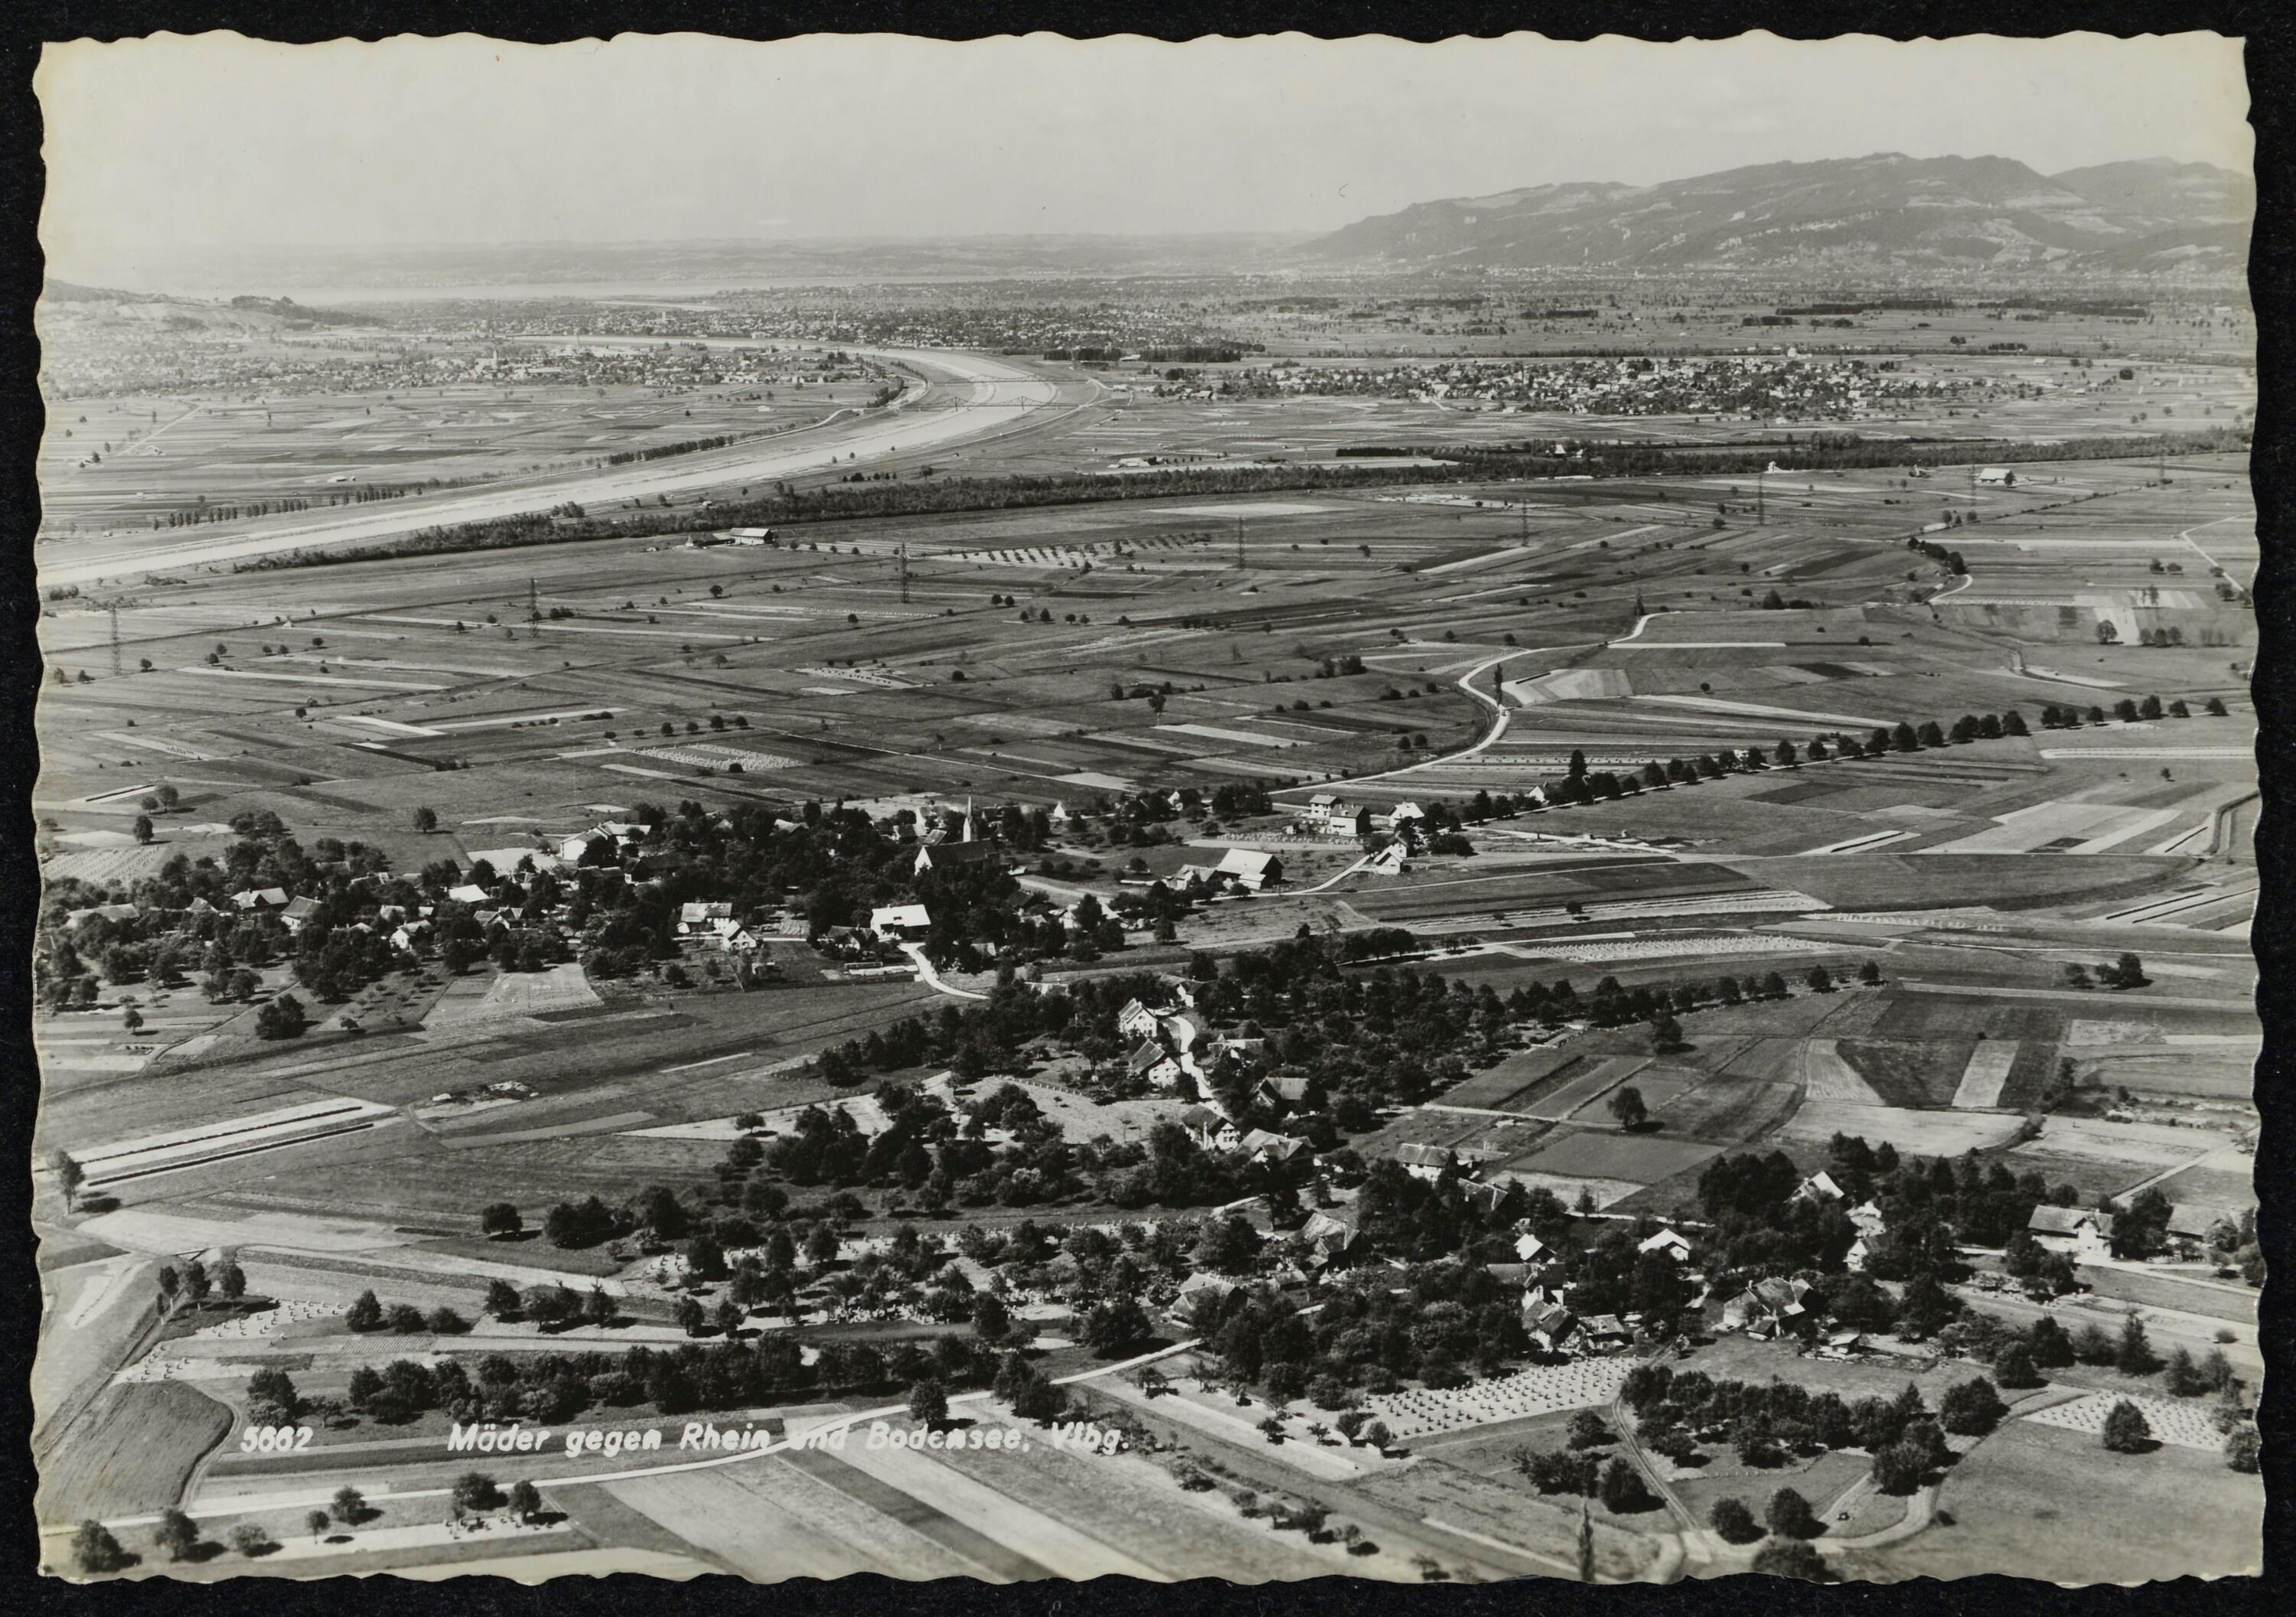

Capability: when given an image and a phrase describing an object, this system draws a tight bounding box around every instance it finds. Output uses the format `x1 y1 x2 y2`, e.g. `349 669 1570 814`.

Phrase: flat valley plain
31 274 2262 1586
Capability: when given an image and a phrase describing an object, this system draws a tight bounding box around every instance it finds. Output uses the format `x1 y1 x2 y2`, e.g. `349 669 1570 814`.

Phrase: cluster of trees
1615 1361 1996 1489
603 431 748 466
1694 1134 2098 1316
318 1328 1004 1429
156 1256 249 1313
343 1288 469 1338
1530 715 2033 810
1190 1257 1538 1398
2040 696 2211 728
2063 952 2151 993
1906 536 1970 573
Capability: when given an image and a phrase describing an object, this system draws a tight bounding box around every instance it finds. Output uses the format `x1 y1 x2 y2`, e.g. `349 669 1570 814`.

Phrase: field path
1949 1042 2019 1109
1800 1039 1889 1105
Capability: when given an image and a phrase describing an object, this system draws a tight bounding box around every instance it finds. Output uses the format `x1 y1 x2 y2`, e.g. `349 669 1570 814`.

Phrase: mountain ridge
1300 153 2253 275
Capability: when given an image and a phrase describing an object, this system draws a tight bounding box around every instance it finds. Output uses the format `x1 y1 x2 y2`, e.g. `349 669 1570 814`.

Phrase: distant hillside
37 280 373 332
1299 153 2252 275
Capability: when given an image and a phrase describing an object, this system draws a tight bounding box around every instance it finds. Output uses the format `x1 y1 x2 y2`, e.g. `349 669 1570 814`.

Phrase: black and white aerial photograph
24 27 2264 1586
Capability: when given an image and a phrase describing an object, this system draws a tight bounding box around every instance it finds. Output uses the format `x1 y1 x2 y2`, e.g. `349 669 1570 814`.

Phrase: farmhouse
279 895 319 934
1254 1071 1307 1108
1117 998 1163 1042
680 901 735 934
2166 1203 2241 1254
1179 1105 1241 1152
1213 846 1283 891
711 919 763 954
1722 1276 1812 1337
1127 1041 1184 1090
869 903 933 941
1397 1142 1471 1181
1525 1299 1579 1355
2028 1205 2116 1258
1240 1128 1310 1165
1976 466 2017 486
1790 1171 1845 1206
1300 1208 1363 1266
1578 1313 1632 1351
1637 1227 1694 1264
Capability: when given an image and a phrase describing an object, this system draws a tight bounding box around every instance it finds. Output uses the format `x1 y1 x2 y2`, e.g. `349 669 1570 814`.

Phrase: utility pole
528 578 538 621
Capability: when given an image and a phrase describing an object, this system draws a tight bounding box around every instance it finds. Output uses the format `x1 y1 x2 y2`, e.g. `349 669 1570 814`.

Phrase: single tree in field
413 806 439 833
1598 1456 1646 1512
1609 1085 1650 1132
1940 1377 2005 1436
132 814 155 845
483 1279 521 1317
154 1508 200 1563
1710 1497 1763 1544
1993 1342 2041 1389
481 1201 521 1238
331 1486 367 1524
1766 1487 1820 1540
229 1524 272 1557
908 1376 950 1426
254 993 308 1041
2224 1426 2261 1473
1857 960 1883 987
1649 1014 1684 1054
73 1519 130 1574
585 1287 616 1328
675 1295 706 1337
1870 1441 1927 1495
2101 1400 2153 1453
345 1289 383 1331
1805 965 1834 993
452 1472 503 1513
305 1510 331 1541
2115 1313 2157 1375
47 1149 83 1211
1750 1539 1832 1581
1083 1296 1153 1355
509 1480 543 1521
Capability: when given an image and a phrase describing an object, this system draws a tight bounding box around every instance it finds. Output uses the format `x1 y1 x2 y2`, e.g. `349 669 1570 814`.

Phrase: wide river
40 343 1068 588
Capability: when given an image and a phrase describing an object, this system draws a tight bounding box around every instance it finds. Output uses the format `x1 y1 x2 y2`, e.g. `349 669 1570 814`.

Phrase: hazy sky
38 30 2252 273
